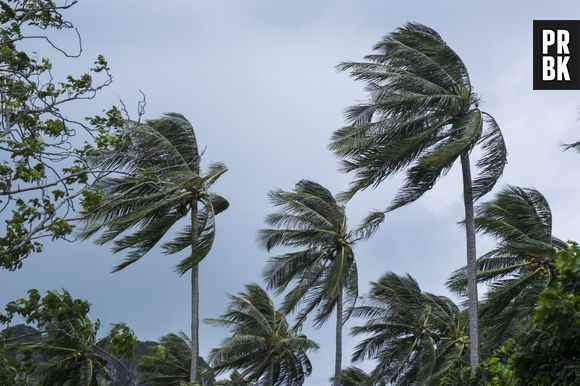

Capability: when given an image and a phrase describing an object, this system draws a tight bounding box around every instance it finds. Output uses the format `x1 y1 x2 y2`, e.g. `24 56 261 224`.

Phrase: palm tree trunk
460 152 480 374
190 199 199 383
269 362 275 386
334 289 343 386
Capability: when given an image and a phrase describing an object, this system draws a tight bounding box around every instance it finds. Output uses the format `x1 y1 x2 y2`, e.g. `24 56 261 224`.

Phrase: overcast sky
2 1 580 384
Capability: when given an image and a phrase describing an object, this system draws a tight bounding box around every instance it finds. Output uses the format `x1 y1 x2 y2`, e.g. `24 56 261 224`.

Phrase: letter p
543 29 555 54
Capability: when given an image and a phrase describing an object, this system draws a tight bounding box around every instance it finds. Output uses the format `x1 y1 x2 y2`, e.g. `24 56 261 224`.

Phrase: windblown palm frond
352 272 468 386
207 284 318 386
80 113 228 273
26 318 109 386
17 314 131 386
136 332 217 386
329 23 507 207
137 333 191 386
259 179 382 327
446 186 568 341
563 141 580 152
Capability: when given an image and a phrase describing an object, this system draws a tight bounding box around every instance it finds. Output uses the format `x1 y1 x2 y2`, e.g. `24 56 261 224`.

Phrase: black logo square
533 20 580 90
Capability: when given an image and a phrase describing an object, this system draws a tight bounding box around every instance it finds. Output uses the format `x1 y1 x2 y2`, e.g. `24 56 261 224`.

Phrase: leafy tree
329 23 507 370
352 272 468 385
258 180 382 386
207 284 319 386
80 113 229 383
0 289 136 385
472 243 580 385
0 0 128 269
472 342 518 386
447 186 568 343
510 242 580 384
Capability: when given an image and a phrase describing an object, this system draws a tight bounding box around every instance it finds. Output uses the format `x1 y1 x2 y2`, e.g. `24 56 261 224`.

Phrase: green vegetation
329 22 507 371
0 290 136 385
79 113 229 383
1 2 578 385
259 180 382 386
474 244 580 385
208 284 319 386
351 273 468 385
0 0 126 270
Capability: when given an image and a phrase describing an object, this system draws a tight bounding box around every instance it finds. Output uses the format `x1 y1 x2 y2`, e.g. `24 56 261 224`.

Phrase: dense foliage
475 244 580 385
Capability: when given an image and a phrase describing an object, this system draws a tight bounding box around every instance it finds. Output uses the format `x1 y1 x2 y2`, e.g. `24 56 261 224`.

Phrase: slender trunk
190 199 199 383
269 362 274 386
334 289 343 386
460 152 480 373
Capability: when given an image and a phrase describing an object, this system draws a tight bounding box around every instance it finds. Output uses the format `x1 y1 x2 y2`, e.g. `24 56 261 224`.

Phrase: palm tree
137 333 190 385
447 186 569 342
80 113 229 383
24 318 110 386
258 180 383 386
329 23 507 370
207 284 319 386
1 290 137 386
352 272 469 386
137 332 215 385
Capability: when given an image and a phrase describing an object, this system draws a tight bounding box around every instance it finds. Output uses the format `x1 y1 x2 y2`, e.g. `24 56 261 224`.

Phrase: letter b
543 56 556 80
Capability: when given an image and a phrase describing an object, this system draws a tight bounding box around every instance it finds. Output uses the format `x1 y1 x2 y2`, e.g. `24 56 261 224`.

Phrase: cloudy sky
2 0 580 384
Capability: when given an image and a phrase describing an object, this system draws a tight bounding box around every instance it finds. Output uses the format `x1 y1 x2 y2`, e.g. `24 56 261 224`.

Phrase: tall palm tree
352 272 468 386
447 186 568 342
258 180 383 386
80 113 229 383
329 23 507 370
207 283 319 386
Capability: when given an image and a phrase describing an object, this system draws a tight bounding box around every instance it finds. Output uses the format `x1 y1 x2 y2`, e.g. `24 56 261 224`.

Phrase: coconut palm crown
207 284 319 386
447 186 569 341
329 23 506 206
352 272 468 386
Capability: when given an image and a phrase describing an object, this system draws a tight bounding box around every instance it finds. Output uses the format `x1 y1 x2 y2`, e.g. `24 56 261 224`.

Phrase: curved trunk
334 289 343 386
190 199 199 382
460 152 480 373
